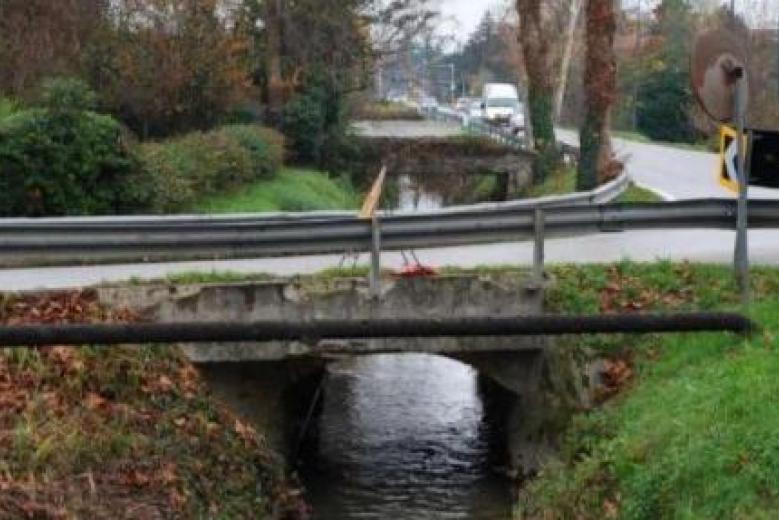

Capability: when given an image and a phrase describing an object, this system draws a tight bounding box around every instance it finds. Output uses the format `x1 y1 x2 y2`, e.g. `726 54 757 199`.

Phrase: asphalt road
4 122 779 291
555 128 779 201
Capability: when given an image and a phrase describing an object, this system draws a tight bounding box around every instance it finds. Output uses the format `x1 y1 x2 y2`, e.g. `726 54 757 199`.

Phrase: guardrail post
370 214 382 298
734 75 750 307
533 208 545 283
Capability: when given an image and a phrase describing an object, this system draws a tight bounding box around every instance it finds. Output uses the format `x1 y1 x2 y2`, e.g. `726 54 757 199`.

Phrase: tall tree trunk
578 0 618 190
516 0 558 181
555 0 583 123
265 0 284 124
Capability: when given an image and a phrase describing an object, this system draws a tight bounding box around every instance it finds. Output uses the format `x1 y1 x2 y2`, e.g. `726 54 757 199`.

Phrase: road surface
3 123 779 291
556 128 779 201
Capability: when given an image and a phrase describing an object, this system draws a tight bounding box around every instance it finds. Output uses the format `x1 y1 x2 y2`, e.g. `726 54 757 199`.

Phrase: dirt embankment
0 290 307 519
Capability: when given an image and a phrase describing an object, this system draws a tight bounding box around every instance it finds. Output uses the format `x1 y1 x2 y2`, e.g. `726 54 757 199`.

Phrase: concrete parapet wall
100 274 544 363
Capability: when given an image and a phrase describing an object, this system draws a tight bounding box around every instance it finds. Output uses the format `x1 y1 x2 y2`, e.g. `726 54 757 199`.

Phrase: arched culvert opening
297 353 514 520
196 359 327 461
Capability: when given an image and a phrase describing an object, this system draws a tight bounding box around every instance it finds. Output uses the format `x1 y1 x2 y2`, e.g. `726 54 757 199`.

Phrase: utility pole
449 63 456 104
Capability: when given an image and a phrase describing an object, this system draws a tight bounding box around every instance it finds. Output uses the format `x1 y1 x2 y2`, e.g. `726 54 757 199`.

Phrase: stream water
391 172 502 212
300 354 513 520
298 169 513 518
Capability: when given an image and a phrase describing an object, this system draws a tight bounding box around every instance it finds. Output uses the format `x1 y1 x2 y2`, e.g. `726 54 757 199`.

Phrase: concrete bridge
353 120 536 199
99 274 598 475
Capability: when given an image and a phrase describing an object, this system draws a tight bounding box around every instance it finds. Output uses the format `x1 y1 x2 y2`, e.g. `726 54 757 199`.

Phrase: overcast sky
437 0 508 40
438 0 778 42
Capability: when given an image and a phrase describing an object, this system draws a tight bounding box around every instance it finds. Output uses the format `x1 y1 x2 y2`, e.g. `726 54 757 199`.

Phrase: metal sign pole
734 75 749 306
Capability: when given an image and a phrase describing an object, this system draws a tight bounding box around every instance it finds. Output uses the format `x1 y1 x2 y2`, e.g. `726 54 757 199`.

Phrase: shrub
636 67 697 143
39 78 98 113
0 93 135 216
282 71 350 166
126 125 284 213
217 125 284 178
126 132 250 213
0 98 18 121
282 93 325 164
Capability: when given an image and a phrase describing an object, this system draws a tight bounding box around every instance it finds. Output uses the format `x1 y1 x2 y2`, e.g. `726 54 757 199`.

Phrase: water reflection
393 172 502 211
301 354 512 520
398 174 444 211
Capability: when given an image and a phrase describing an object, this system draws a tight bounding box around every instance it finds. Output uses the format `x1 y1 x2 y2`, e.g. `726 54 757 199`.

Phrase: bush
39 78 98 113
0 82 135 216
636 67 697 143
282 71 350 166
126 125 285 213
217 125 284 178
0 98 19 121
282 93 325 164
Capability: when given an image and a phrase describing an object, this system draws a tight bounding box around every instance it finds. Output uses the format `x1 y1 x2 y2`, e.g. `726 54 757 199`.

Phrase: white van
481 83 521 125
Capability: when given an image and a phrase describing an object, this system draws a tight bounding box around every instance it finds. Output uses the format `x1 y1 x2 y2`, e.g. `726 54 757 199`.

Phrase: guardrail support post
533 208 545 283
370 214 382 298
734 72 750 307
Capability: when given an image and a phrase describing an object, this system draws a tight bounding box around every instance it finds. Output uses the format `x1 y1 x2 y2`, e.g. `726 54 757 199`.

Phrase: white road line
632 180 676 202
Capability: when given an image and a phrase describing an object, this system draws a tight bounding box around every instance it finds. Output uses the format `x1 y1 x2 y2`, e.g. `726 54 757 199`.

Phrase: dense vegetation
518 262 779 519
0 80 136 216
126 125 285 214
0 80 291 216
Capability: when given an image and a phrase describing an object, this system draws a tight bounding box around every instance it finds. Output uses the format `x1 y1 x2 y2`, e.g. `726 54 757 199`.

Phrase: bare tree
0 0 107 95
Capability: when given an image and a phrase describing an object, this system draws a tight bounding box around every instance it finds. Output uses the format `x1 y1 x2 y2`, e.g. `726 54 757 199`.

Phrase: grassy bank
524 166 661 203
524 166 577 198
0 291 302 518
194 167 360 213
616 183 662 203
519 262 779 519
81 262 779 518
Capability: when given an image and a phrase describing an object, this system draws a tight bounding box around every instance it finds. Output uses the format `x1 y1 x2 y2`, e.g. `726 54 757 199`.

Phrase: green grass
526 169 662 203
193 167 360 213
163 271 276 285
518 262 779 519
617 183 663 203
525 166 577 198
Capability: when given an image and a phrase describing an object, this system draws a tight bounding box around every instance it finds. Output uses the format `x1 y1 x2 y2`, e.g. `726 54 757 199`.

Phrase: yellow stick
359 165 387 219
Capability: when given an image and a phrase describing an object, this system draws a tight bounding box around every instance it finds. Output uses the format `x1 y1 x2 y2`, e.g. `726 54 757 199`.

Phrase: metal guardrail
424 106 528 150
0 199 774 268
